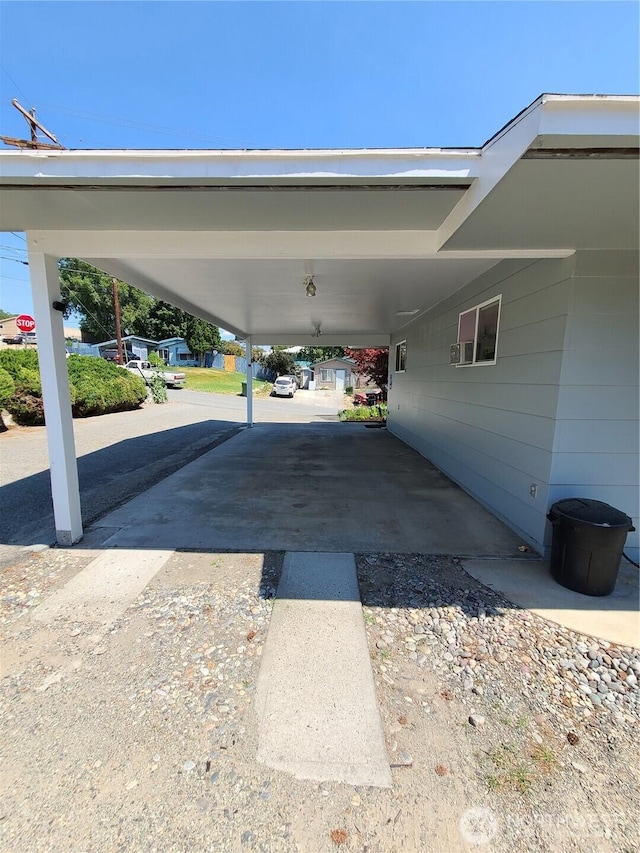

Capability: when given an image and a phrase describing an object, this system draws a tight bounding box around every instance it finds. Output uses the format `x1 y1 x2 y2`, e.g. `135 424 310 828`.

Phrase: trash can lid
550 498 633 528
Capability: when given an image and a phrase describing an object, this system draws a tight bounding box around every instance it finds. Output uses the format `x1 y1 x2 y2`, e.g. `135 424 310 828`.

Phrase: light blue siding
388 250 639 559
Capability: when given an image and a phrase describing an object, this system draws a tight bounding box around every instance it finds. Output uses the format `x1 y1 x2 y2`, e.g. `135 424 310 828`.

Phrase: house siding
387 257 576 554
388 251 639 560
548 250 639 560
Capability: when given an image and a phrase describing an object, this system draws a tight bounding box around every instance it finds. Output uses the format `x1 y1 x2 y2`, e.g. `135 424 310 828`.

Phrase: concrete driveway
95 423 522 555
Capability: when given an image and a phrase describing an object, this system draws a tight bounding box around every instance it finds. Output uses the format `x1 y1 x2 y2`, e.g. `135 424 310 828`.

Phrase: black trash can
547 498 635 596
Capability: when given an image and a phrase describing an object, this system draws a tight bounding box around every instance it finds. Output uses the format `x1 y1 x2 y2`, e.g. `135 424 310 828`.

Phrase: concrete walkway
463 558 640 648
255 552 392 787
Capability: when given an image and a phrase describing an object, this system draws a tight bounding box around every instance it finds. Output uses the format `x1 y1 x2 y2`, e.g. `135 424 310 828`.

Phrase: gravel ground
1 547 638 852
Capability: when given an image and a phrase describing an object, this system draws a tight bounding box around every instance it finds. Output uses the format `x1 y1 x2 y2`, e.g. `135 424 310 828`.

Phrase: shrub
345 385 354 395
67 356 147 417
339 403 388 422
148 351 166 367
148 372 168 403
0 350 44 425
0 348 40 375
0 367 14 408
0 351 147 424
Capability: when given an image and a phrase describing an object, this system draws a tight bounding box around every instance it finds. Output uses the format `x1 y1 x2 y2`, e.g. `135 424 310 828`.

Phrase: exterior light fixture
304 275 316 297
312 325 322 338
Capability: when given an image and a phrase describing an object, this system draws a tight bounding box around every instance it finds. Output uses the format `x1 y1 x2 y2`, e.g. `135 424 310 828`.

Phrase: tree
145 301 190 341
0 309 14 321
184 316 222 366
221 340 244 356
58 258 152 341
259 349 299 378
298 346 345 363
345 348 389 399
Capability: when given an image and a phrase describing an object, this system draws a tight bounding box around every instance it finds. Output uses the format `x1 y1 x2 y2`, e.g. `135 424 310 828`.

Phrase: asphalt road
0 388 342 558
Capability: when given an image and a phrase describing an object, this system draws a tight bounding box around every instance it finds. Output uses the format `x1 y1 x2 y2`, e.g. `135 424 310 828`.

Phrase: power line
37 102 252 147
0 274 30 283
0 64 30 104
10 233 27 243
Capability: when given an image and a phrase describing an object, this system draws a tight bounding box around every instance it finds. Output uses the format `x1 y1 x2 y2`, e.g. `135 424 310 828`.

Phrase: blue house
90 335 157 361
155 337 198 367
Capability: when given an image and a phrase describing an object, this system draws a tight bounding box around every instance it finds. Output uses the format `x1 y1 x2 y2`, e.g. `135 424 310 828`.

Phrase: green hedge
0 351 147 425
339 403 388 422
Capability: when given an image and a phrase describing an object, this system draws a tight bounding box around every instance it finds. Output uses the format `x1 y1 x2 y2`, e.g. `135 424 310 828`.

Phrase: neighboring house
0 316 19 339
312 357 357 391
90 335 157 361
155 337 198 367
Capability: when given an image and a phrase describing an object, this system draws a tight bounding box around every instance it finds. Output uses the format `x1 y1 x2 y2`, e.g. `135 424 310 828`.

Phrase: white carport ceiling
1 94 638 344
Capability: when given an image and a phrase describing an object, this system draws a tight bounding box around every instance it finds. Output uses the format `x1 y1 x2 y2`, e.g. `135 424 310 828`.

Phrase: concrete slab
463 558 640 648
32 548 173 627
255 552 392 787
95 423 523 555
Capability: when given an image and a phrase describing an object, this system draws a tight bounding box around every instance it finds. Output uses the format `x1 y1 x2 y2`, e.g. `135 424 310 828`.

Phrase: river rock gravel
1 547 638 853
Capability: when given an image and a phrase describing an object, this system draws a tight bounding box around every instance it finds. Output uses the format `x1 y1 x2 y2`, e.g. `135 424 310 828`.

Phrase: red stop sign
16 314 36 333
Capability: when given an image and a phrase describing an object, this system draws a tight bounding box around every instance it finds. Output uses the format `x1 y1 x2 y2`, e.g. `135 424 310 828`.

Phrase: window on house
178 352 193 362
395 340 407 372
457 295 501 365
320 368 334 382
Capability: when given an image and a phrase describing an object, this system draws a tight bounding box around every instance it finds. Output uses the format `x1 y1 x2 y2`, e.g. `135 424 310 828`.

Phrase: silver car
272 376 297 398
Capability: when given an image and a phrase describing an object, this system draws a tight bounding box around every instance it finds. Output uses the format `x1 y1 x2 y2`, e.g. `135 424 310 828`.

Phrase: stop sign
15 314 36 333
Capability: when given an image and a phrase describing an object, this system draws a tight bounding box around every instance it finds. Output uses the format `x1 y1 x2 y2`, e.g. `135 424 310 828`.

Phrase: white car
272 376 297 398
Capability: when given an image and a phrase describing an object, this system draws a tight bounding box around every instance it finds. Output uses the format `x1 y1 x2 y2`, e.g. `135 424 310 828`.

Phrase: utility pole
0 99 65 150
112 278 125 364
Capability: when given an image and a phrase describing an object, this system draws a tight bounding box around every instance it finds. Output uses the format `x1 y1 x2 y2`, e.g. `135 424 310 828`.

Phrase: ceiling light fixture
304 275 316 297
396 309 419 316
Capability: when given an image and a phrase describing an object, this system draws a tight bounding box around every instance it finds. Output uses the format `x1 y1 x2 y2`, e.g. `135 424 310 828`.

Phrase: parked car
271 376 297 398
280 374 299 388
2 334 23 344
354 389 383 406
101 349 137 363
122 360 186 388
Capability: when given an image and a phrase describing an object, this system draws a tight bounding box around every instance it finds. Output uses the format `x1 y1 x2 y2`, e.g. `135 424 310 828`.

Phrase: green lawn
179 367 272 396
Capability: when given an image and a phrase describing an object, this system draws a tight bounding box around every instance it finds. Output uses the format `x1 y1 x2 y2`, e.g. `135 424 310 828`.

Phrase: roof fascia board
27 230 574 261
0 149 479 183
536 96 640 141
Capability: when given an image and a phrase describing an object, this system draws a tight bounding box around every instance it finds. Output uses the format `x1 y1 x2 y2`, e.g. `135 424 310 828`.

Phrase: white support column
28 250 83 545
245 336 253 427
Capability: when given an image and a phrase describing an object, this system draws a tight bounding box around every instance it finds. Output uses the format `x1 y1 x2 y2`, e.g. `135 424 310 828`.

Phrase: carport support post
245 336 253 427
28 250 83 545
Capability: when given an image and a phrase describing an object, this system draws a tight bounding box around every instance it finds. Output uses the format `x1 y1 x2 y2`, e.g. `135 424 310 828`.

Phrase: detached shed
312 357 357 391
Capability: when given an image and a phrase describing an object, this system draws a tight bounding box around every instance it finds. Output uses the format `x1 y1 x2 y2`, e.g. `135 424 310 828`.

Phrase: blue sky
1 0 638 324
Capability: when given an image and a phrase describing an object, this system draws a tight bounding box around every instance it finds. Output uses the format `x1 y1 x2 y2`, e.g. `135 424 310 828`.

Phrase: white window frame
395 340 407 372
456 295 502 367
320 368 334 382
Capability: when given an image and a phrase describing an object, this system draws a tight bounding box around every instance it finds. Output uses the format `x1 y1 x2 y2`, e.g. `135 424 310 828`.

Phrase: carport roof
1 93 638 344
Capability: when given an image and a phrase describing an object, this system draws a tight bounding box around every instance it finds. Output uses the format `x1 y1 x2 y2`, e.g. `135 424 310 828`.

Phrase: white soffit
81 256 502 341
